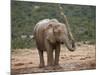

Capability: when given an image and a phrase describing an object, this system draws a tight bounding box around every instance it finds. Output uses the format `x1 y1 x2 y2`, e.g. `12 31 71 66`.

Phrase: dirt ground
11 44 96 75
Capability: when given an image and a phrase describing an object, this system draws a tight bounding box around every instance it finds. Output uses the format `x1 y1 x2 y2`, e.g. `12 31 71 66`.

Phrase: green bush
11 1 96 49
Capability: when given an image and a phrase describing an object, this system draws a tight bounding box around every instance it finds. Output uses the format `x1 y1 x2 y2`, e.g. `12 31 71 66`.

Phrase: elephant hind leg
38 50 45 68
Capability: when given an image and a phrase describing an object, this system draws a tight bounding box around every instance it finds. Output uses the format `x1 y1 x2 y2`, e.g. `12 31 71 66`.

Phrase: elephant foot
45 65 54 70
45 64 62 70
39 64 45 68
53 64 62 70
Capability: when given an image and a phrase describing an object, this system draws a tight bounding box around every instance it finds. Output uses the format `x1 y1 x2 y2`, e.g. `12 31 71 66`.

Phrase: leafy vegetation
11 1 96 49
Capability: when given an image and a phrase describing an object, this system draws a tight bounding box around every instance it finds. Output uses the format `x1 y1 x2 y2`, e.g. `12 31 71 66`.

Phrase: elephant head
52 22 75 51
44 19 75 51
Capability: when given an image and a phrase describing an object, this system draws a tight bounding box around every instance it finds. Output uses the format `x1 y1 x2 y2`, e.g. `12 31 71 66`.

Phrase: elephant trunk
63 35 75 52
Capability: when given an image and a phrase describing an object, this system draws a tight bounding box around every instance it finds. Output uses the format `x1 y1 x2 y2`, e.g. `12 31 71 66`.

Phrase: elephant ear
47 23 53 29
43 23 53 32
45 23 57 43
53 25 60 33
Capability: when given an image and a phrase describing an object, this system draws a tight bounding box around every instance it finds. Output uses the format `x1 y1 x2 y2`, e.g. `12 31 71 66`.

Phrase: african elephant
33 19 75 68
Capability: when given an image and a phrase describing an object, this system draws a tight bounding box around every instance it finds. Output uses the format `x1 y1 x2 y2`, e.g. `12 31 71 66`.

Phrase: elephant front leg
45 40 54 66
47 48 54 66
54 44 60 65
38 50 45 68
